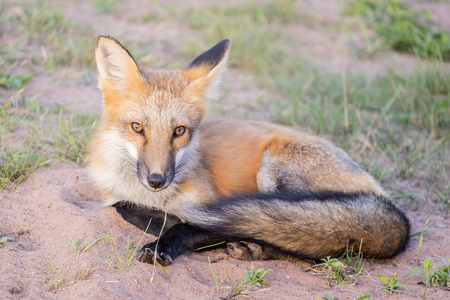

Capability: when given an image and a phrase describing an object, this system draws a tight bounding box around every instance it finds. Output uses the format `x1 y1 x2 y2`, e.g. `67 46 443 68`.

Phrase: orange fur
199 119 275 196
181 66 211 82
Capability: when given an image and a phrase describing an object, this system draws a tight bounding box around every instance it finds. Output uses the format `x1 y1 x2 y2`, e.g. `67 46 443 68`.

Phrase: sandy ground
1 0 450 299
1 164 449 299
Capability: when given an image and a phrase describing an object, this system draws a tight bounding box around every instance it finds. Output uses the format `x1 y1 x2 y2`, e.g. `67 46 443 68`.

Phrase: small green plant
408 257 434 299
0 148 48 189
108 219 152 273
417 217 431 256
150 212 168 282
0 236 11 247
208 256 220 291
430 262 450 290
316 295 335 300
377 273 409 294
243 264 271 287
407 257 450 298
395 193 420 210
314 242 364 287
408 257 434 285
47 228 151 290
224 261 248 296
0 74 32 89
47 236 115 290
105 234 137 272
46 250 72 290
345 240 364 275
211 261 271 297
315 256 350 286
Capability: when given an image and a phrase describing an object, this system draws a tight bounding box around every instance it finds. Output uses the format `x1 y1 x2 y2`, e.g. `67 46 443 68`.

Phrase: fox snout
136 157 175 192
147 173 166 189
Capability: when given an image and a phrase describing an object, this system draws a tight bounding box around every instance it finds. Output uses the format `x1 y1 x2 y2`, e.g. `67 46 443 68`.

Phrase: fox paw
137 243 173 266
227 241 264 260
227 241 286 260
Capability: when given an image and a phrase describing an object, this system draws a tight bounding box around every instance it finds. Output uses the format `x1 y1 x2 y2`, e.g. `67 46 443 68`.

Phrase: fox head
95 36 230 191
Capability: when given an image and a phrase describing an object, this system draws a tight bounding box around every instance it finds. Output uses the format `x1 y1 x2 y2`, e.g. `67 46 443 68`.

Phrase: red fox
87 36 410 266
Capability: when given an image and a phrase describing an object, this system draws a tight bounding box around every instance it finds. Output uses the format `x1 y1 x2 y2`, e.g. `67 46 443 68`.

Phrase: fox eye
174 126 186 137
131 122 143 134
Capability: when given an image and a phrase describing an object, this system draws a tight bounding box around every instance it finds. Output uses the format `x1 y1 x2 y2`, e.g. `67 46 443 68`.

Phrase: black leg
138 223 223 265
113 201 181 236
115 202 286 265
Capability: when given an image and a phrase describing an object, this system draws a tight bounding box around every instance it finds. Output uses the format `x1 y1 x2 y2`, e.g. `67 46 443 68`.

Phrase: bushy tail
180 192 410 260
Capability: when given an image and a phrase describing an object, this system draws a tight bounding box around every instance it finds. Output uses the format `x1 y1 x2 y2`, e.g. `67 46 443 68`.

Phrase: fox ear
182 39 231 99
95 35 144 92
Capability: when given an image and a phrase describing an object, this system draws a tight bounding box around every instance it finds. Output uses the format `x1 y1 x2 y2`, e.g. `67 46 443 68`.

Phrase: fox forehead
115 70 201 126
142 69 189 95
121 99 195 129
140 70 189 106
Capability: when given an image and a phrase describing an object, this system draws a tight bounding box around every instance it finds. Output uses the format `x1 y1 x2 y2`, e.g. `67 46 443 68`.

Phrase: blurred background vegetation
0 0 449 211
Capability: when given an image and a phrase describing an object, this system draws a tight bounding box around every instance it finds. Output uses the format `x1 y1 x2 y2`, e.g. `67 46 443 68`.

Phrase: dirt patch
0 164 449 299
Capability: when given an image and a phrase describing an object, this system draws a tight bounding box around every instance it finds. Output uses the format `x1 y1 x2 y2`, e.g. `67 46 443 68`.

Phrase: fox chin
86 35 410 266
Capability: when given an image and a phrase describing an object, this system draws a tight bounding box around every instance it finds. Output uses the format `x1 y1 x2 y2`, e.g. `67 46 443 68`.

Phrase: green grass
208 260 272 298
312 242 365 286
417 217 431 257
314 256 361 286
0 236 11 247
181 2 450 207
270 65 450 205
186 3 283 74
0 1 98 188
316 295 335 300
0 148 48 189
378 273 409 295
0 92 50 188
243 264 272 287
208 257 220 291
0 96 97 188
430 263 450 290
346 0 450 61
0 0 95 69
47 232 149 290
182 2 449 140
52 111 98 164
273 67 450 136
0 74 32 90
407 257 450 298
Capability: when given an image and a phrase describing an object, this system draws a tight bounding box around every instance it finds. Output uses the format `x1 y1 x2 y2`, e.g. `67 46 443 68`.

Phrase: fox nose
147 174 166 189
